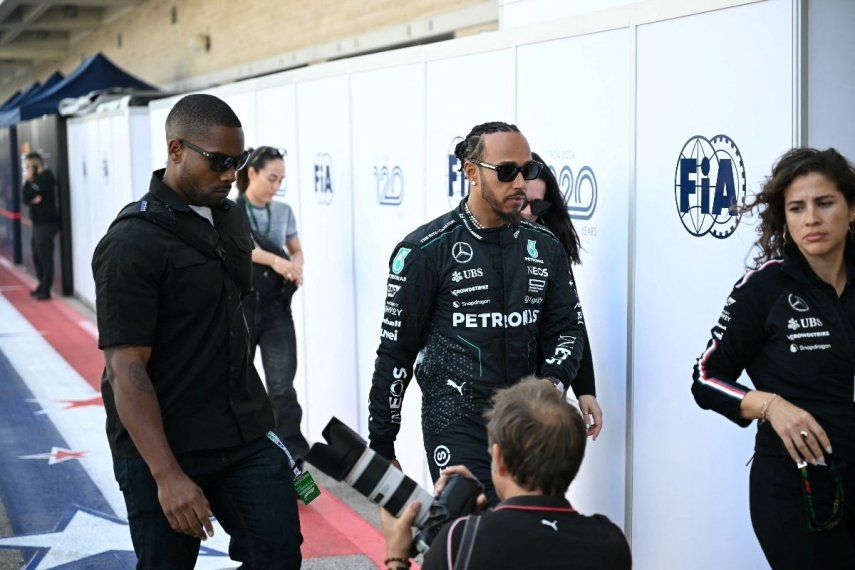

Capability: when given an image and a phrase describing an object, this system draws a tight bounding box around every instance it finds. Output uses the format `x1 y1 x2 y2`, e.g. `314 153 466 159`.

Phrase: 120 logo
549 164 598 221
375 165 404 206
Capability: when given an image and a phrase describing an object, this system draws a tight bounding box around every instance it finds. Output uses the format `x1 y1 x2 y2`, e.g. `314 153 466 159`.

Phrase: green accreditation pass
265 431 321 505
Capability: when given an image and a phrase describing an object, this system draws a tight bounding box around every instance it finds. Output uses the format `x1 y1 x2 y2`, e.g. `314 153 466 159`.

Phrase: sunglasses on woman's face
180 139 251 173
470 159 544 182
527 199 553 218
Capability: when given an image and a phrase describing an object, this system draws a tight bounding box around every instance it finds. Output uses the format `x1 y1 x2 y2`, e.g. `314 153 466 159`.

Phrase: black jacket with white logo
692 244 855 460
368 200 586 459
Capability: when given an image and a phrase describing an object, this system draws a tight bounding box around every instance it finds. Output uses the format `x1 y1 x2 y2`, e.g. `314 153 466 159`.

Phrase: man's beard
480 178 522 224
180 169 227 207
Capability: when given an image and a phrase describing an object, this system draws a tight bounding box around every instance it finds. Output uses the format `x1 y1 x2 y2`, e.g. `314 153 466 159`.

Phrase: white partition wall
295 75 360 441
632 1 794 568
424 49 516 219
348 63 432 485
516 27 631 527
254 82 311 439
68 106 150 308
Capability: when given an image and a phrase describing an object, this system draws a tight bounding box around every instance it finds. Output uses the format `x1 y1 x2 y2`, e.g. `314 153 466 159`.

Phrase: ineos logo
433 445 451 467
788 294 810 313
452 242 473 264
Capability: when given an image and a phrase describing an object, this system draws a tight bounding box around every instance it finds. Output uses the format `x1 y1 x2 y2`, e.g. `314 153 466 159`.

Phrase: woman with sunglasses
236 146 310 466
692 148 855 568
521 152 602 440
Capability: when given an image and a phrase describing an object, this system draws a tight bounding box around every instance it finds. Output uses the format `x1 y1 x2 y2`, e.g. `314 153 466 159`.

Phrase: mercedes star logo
452 242 473 264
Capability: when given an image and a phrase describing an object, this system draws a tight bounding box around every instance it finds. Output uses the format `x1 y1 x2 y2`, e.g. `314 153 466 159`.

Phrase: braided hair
454 121 521 171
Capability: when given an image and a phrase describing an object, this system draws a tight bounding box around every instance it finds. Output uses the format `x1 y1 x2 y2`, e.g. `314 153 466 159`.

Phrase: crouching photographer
381 377 631 569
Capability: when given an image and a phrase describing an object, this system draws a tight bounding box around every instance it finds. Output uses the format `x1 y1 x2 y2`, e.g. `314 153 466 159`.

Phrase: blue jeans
244 293 310 461
113 437 302 569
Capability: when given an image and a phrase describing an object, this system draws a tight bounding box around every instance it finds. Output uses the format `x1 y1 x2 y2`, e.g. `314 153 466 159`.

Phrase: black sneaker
34 291 51 301
29 288 41 297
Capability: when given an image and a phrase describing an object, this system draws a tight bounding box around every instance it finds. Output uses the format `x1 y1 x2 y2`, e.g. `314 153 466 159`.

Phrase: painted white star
0 508 230 569
0 508 134 569
19 447 87 465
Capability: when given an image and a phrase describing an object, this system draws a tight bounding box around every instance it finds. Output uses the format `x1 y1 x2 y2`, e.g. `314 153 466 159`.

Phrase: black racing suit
368 199 586 502
692 244 855 568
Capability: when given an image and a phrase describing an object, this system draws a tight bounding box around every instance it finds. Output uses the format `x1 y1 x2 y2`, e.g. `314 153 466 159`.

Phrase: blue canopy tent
0 53 156 291
6 53 154 126
0 89 23 112
0 82 40 114
0 73 64 125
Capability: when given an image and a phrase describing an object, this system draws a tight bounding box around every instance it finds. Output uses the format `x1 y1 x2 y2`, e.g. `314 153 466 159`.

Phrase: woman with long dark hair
236 146 310 465
521 152 602 439
692 147 855 568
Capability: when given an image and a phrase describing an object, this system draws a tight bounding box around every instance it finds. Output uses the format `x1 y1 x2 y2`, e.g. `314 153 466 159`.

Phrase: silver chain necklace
464 200 485 230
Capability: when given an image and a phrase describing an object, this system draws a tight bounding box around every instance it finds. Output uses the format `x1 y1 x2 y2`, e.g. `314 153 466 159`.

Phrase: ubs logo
314 152 334 205
375 164 404 206
675 135 746 239
550 164 598 221
447 136 470 208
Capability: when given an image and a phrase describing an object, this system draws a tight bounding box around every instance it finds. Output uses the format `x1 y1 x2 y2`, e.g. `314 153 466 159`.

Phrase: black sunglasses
470 159 544 182
247 146 287 169
180 139 251 173
527 199 553 218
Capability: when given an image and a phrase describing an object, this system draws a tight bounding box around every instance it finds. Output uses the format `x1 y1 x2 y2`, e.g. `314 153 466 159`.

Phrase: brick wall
1 0 493 100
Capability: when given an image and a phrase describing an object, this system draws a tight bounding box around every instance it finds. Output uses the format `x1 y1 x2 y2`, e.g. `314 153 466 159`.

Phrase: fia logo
674 135 746 239
447 136 470 208
550 164 598 221
375 165 404 205
313 152 334 205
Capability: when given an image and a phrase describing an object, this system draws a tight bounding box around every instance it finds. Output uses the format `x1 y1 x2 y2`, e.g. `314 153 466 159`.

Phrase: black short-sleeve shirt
92 170 274 458
423 495 631 570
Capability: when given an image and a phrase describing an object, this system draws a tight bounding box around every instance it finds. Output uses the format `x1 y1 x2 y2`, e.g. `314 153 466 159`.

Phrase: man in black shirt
21 152 58 300
92 94 301 569
381 377 631 570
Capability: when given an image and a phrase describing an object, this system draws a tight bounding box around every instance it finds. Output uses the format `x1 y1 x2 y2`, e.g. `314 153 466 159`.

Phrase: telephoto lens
305 417 434 525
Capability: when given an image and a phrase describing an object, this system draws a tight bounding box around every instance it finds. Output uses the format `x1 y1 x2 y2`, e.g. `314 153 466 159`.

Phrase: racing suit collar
781 242 855 287
456 197 521 243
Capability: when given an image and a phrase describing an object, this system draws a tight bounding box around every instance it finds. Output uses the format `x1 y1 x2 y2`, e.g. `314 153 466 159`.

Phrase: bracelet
384 557 410 569
759 393 778 423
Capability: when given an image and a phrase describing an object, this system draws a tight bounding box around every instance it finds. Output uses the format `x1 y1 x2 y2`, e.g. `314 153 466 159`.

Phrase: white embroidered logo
541 519 558 531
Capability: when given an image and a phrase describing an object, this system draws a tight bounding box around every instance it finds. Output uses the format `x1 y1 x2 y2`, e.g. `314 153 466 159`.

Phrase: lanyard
243 199 271 238
265 431 300 476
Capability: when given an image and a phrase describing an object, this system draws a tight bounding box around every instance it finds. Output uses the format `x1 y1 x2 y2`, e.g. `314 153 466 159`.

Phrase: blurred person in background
521 152 602 440
236 146 310 467
692 147 855 569
22 151 58 300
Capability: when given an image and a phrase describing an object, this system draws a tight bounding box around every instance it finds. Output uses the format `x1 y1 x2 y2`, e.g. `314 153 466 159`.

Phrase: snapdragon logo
375 164 404 205
314 152 334 205
447 136 470 208
452 310 540 328
674 135 746 239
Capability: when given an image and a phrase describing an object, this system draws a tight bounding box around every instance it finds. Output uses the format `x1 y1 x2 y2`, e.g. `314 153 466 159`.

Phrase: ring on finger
800 430 809 439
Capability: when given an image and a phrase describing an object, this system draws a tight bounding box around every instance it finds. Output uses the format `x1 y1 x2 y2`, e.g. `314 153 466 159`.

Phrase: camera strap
454 514 482 570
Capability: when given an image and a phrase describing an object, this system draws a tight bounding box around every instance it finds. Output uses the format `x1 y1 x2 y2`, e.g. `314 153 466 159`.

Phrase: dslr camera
306 417 482 552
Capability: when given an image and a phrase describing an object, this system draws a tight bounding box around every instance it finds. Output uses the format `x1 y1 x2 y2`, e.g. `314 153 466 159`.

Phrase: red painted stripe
0 207 21 220
0 258 394 566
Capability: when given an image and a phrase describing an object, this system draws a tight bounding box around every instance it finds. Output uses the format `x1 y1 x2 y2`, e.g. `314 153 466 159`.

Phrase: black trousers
243 292 310 461
751 453 855 569
31 222 57 293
